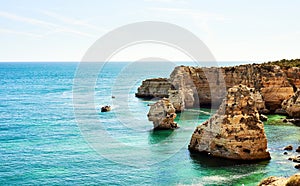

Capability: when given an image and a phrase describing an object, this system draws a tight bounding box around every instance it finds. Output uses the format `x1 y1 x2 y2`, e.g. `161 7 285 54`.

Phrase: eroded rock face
136 63 296 113
282 90 300 118
252 90 267 112
147 98 178 130
171 64 294 112
135 78 173 98
169 66 226 109
188 84 271 160
168 89 185 112
227 64 294 112
283 66 300 90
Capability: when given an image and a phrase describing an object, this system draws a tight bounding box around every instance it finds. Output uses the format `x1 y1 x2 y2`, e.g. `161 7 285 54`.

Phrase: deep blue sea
0 62 299 185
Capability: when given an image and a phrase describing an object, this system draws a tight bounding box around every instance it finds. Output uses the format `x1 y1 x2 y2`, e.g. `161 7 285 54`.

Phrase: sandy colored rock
136 78 172 98
168 89 185 112
282 90 300 118
189 84 271 160
286 174 300 186
147 98 178 130
137 63 296 113
258 176 288 186
259 173 300 186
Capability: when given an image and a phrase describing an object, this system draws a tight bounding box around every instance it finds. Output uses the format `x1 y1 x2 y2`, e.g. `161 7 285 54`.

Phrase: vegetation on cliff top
266 59 300 68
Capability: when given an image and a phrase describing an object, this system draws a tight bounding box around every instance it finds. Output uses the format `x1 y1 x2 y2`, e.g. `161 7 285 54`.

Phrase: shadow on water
148 130 174 144
189 151 271 185
189 151 270 168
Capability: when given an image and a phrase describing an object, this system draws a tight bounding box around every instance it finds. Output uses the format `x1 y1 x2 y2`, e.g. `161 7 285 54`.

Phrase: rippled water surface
0 62 299 185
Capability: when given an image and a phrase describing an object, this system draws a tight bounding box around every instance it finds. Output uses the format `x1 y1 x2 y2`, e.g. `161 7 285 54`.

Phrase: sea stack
147 98 178 130
189 84 271 160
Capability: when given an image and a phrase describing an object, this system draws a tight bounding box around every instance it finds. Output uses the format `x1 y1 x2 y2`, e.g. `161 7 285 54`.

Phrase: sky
0 0 300 62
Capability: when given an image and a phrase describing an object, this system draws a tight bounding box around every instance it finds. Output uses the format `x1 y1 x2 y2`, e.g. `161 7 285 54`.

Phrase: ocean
0 62 299 185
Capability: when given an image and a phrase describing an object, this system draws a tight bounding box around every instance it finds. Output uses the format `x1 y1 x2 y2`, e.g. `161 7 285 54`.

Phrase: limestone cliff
224 64 294 112
188 85 271 160
282 89 300 118
169 66 227 109
136 62 298 113
135 78 173 98
147 98 178 130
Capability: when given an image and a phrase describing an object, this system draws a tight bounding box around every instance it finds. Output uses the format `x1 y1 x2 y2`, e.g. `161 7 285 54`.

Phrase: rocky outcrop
282 90 300 118
188 85 271 160
135 78 173 98
288 156 300 163
147 98 178 130
173 64 294 112
252 90 267 112
168 89 185 112
258 176 288 186
101 105 111 112
136 63 297 113
259 173 300 186
282 66 300 90
284 145 293 151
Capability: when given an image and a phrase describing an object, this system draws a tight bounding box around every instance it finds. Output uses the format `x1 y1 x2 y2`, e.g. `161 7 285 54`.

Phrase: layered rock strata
136 63 299 113
147 98 178 130
188 85 271 160
135 78 173 98
282 90 300 118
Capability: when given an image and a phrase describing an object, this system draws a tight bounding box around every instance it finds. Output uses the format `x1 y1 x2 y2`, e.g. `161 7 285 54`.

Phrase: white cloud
0 11 57 28
0 28 41 37
145 0 187 3
148 7 226 39
0 11 97 38
149 7 226 21
39 10 107 33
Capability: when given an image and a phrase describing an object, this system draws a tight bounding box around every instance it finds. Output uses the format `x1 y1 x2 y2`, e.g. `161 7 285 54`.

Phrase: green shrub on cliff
266 59 300 68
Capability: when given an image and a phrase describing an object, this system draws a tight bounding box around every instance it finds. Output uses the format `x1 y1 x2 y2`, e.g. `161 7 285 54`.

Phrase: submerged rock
101 105 111 112
282 90 300 118
274 108 288 115
290 156 300 163
284 145 293 151
288 155 300 164
282 119 300 126
188 84 271 160
260 114 268 121
296 146 300 153
147 98 178 130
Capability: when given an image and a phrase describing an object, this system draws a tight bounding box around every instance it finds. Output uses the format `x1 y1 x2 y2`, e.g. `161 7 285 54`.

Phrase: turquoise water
0 62 299 185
